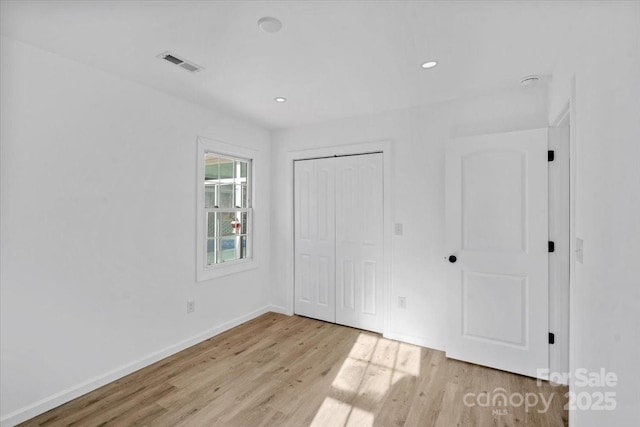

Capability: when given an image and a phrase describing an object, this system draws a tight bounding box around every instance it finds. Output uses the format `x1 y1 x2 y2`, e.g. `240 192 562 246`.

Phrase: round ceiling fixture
421 61 438 69
520 75 541 87
258 17 283 33
274 97 287 103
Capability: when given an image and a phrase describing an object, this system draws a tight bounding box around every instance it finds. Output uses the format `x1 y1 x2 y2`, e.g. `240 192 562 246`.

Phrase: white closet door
335 154 384 333
294 153 385 332
294 158 336 323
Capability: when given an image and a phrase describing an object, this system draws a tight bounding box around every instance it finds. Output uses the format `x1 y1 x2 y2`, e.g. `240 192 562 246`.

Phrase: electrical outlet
398 296 406 309
394 223 403 236
187 300 195 314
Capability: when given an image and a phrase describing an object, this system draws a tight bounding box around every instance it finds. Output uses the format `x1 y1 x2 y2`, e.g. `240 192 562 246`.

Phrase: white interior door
335 154 384 333
445 128 549 378
294 158 336 323
294 153 384 333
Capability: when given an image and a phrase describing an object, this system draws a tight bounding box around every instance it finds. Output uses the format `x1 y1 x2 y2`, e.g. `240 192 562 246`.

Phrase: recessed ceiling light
421 61 438 69
258 17 283 33
274 97 287 103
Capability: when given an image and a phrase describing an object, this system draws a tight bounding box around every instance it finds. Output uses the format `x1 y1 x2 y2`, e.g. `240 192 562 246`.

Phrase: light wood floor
21 313 568 426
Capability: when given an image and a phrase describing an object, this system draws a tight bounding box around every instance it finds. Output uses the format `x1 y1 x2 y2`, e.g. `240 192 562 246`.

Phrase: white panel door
335 154 384 333
294 158 336 323
445 128 549 378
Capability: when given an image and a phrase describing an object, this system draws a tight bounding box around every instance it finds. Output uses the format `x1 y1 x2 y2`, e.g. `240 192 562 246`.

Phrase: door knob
448 255 457 263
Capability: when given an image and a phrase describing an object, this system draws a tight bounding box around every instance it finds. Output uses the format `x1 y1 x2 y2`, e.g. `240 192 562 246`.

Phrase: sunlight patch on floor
310 397 374 427
311 332 422 426
310 397 352 426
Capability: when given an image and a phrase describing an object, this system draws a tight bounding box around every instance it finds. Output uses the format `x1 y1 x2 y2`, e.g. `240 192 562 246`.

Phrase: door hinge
549 332 555 344
548 150 555 161
549 241 555 253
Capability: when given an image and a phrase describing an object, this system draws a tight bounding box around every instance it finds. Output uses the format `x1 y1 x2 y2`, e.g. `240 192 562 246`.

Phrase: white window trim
196 136 259 281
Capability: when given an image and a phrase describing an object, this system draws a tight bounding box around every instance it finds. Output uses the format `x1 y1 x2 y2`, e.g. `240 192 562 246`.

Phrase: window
204 153 251 265
197 138 256 281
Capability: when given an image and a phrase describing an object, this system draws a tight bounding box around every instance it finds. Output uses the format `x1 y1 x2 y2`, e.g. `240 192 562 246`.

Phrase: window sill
197 259 260 282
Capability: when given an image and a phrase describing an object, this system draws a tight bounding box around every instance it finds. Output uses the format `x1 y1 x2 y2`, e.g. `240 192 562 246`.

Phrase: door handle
448 255 457 263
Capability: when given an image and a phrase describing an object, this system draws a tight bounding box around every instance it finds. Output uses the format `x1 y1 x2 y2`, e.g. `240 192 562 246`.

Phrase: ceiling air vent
157 51 204 73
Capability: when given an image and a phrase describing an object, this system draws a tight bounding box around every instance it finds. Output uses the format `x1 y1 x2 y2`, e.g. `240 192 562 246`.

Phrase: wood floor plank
20 313 567 427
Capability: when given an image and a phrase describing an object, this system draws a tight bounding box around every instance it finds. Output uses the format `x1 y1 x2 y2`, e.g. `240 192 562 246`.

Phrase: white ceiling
1 1 592 129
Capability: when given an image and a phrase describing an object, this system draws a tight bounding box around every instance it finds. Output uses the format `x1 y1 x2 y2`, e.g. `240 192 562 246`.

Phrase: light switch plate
576 238 584 264
398 296 407 309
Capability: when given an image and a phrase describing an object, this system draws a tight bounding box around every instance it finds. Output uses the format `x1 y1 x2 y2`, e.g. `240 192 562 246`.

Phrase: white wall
0 36 272 425
270 83 548 350
548 3 640 425
5 3 637 425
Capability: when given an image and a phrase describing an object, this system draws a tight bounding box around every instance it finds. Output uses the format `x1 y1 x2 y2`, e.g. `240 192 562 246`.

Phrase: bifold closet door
294 154 384 333
335 154 384 333
294 157 336 323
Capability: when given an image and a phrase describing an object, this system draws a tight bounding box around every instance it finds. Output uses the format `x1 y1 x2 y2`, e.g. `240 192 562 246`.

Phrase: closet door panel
294 158 336 322
335 154 384 332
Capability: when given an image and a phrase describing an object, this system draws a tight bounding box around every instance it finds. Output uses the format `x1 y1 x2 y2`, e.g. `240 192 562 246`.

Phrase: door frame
285 140 392 334
549 98 574 385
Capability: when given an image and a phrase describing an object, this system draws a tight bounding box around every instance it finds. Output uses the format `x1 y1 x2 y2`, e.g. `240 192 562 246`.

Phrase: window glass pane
207 235 248 264
233 161 243 185
207 212 216 238
204 155 249 208
216 212 234 237
219 160 234 180
206 238 216 266
205 215 249 265
219 237 236 262
238 236 247 259
218 184 234 208
238 211 248 235
208 213 248 239
233 184 244 208
240 184 248 208
204 154 220 180
205 185 217 208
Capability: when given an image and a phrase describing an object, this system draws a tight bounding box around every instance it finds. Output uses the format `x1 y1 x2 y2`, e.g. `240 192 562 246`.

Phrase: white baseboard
383 331 444 352
267 304 293 315
0 305 274 427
